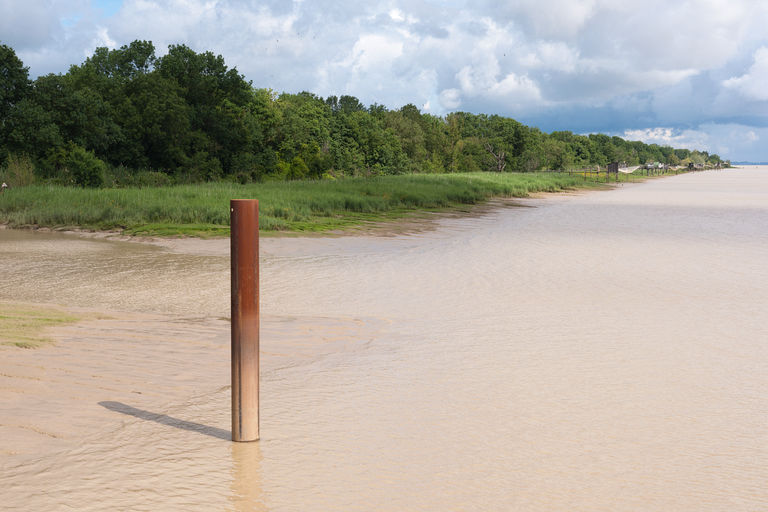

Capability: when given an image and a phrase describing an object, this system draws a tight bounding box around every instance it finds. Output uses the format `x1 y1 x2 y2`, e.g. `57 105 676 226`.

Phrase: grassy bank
0 172 633 236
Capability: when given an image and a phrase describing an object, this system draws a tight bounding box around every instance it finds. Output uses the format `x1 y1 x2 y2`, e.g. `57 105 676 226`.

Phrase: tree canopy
0 41 724 186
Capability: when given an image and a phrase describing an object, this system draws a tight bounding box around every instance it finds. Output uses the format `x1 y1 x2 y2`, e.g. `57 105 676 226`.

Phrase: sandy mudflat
0 197 540 462
0 308 382 458
2 169 767 511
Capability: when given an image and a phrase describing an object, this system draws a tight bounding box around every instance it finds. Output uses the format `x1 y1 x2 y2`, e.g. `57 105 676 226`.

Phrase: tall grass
0 154 37 186
0 172 607 235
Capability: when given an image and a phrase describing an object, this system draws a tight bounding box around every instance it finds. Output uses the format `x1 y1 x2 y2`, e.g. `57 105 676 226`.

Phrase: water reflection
230 441 267 512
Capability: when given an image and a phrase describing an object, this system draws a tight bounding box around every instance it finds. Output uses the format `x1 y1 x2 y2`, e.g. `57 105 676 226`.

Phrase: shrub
63 145 107 188
289 156 309 180
184 152 223 182
1 153 37 186
132 170 173 187
45 143 107 187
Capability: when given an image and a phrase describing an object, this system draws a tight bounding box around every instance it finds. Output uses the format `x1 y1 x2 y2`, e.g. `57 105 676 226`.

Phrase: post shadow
99 401 230 440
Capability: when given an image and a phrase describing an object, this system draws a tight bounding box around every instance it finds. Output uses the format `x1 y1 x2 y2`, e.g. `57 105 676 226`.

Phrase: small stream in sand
1 167 767 511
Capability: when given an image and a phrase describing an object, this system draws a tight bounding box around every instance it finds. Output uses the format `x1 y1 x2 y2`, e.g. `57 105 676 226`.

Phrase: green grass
0 172 634 236
0 303 80 348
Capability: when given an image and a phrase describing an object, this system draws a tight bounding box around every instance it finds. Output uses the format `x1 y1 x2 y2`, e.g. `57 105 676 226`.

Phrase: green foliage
289 156 309 179
0 172 609 234
48 143 107 188
0 154 36 186
3 98 63 158
423 152 446 173
128 170 174 187
0 40 718 185
185 151 223 182
0 44 30 122
76 40 157 82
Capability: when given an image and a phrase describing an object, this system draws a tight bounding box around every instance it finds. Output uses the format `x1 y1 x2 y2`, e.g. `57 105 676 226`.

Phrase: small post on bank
231 199 259 442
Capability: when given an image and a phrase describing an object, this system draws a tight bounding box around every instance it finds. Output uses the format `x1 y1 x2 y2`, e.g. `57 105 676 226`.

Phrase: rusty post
231 199 259 442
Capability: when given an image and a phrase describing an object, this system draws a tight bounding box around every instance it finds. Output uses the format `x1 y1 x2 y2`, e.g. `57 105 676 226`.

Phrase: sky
2 0 768 161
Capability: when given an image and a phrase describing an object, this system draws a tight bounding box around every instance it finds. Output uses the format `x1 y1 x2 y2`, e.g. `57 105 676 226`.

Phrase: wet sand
1 168 767 511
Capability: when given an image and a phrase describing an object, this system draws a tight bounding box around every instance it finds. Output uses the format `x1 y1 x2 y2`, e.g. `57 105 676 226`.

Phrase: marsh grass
0 154 37 187
0 303 80 348
0 172 616 236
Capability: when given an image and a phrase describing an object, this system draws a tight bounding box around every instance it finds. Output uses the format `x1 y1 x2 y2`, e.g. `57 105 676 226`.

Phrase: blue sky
92 0 122 18
3 0 768 161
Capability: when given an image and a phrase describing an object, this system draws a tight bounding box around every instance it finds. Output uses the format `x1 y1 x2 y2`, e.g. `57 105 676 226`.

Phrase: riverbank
0 171 648 237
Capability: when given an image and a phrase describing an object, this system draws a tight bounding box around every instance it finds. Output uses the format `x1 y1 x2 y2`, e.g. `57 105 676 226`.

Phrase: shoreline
3 165 719 244
0 181 621 254
0 171 636 239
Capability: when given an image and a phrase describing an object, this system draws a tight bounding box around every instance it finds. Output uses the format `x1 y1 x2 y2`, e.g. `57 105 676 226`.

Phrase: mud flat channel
1 167 767 511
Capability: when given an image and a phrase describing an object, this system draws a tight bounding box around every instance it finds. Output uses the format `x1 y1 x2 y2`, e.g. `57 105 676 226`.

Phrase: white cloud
3 0 768 159
723 47 768 101
489 73 541 102
93 27 117 51
349 34 403 72
439 88 461 110
622 123 768 161
623 127 710 151
525 42 579 72
488 0 597 39
0 0 85 50
388 8 404 22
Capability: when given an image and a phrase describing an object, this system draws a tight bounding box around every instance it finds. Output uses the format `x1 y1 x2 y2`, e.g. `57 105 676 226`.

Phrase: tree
2 98 63 159
484 142 506 172
0 44 31 161
0 41 725 184
156 44 253 175
541 137 571 170
451 136 485 173
276 91 331 167
123 73 193 172
0 44 29 120
384 104 427 170
550 131 593 169
76 40 156 82
242 88 281 179
338 95 365 114
31 73 120 158
158 44 251 108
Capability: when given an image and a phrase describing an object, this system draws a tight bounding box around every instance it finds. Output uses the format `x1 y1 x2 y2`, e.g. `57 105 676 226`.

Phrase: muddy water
2 167 768 511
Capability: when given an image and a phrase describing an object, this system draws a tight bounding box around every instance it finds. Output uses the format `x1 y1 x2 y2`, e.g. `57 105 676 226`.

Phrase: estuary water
1 167 767 511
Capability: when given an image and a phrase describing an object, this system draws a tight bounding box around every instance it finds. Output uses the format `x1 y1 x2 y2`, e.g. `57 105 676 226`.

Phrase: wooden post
231 199 260 442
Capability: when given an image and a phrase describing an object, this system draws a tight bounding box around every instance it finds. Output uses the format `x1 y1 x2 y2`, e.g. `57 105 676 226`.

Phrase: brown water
1 167 767 511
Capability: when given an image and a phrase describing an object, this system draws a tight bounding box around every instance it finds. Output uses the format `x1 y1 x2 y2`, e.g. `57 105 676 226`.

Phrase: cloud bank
3 0 768 160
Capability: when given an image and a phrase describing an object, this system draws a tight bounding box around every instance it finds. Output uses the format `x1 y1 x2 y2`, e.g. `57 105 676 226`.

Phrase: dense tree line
1 41 724 187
